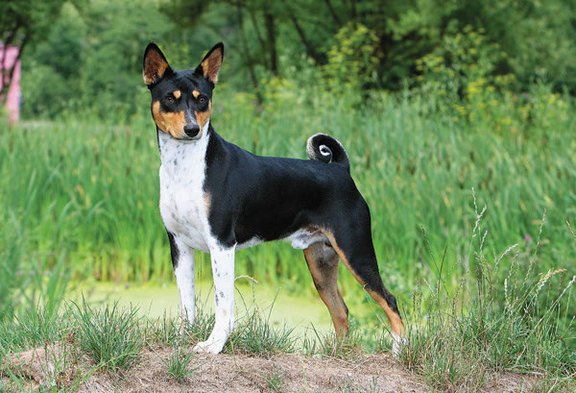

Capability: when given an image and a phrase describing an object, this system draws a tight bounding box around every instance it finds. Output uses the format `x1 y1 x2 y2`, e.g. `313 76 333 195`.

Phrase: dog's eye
165 95 175 103
198 96 207 105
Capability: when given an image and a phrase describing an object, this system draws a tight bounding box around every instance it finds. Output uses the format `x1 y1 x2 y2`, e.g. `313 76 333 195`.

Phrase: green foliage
303 328 364 360
264 368 284 393
323 23 381 90
2 3 576 387
166 348 195 382
402 207 575 389
416 24 509 98
73 300 143 371
2 84 575 291
226 309 295 356
15 0 576 119
21 3 86 116
0 0 67 104
21 0 173 119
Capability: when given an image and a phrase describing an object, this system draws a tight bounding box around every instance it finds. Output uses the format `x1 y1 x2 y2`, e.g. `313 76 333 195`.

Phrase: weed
143 313 180 345
166 348 194 383
184 307 215 344
72 299 142 371
264 368 284 392
303 326 363 360
226 309 294 357
400 203 575 391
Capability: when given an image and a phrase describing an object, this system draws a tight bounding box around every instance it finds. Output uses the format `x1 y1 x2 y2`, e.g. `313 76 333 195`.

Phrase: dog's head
143 43 223 140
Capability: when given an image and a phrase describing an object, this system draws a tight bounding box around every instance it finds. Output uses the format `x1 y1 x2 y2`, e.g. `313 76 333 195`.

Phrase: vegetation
73 300 143 371
166 347 195 383
1 0 575 391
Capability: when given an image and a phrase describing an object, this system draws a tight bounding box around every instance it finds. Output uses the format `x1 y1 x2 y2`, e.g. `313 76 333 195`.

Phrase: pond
69 280 333 338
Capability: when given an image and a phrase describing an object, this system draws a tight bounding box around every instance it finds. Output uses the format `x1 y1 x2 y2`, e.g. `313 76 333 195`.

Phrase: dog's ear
143 43 172 86
196 42 224 85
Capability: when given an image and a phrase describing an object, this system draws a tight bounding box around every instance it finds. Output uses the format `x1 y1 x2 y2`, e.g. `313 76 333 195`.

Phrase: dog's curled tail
306 133 350 172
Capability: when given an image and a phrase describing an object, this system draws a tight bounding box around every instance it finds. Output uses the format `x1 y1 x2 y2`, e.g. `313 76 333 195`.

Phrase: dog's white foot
193 337 226 354
392 334 408 357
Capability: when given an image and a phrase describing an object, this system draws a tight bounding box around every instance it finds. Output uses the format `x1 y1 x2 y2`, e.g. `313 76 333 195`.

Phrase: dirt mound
2 346 538 392
3 346 426 392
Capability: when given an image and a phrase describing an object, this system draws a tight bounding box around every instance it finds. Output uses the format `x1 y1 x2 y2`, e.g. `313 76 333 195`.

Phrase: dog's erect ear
196 42 224 85
143 43 172 86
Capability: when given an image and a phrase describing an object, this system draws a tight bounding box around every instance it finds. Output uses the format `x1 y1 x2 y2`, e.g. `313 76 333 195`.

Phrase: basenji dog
142 42 406 354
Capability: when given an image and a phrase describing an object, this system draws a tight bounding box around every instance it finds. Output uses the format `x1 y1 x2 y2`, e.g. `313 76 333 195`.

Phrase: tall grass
1 82 574 390
401 201 575 390
0 84 574 332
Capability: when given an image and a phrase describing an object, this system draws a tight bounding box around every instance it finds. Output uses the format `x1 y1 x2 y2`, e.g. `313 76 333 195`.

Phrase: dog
142 42 406 355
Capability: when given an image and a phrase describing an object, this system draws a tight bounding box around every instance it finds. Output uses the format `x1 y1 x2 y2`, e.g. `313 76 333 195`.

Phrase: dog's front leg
170 234 196 331
193 246 235 354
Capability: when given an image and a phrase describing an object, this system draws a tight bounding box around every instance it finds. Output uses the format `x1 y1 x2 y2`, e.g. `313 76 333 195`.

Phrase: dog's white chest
158 132 211 252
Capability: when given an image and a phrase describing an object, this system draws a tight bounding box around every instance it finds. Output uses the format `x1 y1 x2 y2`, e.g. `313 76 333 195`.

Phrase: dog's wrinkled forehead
150 70 214 101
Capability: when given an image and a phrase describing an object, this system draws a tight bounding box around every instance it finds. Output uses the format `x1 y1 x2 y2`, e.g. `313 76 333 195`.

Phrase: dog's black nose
184 124 200 138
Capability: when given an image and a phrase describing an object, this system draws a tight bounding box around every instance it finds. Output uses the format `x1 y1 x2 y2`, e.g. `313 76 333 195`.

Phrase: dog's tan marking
173 90 181 99
195 101 212 131
323 230 406 339
143 50 169 85
152 101 186 139
192 90 200 98
304 243 348 337
367 289 406 337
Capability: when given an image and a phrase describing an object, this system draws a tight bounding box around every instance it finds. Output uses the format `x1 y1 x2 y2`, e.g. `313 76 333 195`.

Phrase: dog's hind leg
304 242 349 337
322 206 406 355
193 245 235 354
168 232 196 331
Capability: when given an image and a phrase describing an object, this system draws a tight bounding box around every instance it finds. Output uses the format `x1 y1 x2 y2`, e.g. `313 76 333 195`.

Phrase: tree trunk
287 11 325 65
236 4 264 105
264 10 278 75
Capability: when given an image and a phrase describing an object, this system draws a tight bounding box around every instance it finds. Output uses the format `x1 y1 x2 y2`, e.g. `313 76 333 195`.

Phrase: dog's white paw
193 338 225 354
392 334 408 357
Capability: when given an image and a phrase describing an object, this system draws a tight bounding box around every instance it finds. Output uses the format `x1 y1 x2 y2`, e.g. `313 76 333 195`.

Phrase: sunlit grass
0 86 575 389
1 89 574 293
72 300 143 371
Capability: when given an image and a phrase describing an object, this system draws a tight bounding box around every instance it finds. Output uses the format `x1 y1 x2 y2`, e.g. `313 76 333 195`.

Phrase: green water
69 280 333 337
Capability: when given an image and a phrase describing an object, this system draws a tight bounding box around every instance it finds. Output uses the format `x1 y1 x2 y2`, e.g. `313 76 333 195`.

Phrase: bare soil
2 346 537 392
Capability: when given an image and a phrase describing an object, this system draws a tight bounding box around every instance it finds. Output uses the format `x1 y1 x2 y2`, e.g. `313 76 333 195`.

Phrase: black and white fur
143 42 407 355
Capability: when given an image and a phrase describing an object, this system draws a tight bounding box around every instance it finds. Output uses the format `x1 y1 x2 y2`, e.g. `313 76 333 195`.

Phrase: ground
2 346 537 392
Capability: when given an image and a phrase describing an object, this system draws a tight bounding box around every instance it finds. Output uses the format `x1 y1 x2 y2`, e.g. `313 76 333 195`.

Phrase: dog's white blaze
159 123 238 354
173 238 196 327
158 122 211 252
193 246 236 354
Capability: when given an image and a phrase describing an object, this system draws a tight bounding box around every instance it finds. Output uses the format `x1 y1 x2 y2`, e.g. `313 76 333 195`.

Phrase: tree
0 0 67 105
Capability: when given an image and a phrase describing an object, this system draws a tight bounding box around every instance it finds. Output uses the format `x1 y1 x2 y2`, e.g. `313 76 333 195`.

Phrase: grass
1 84 575 390
166 348 195 383
302 325 364 360
0 261 573 391
72 300 143 371
1 85 574 293
400 204 575 390
225 303 295 356
263 367 284 392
